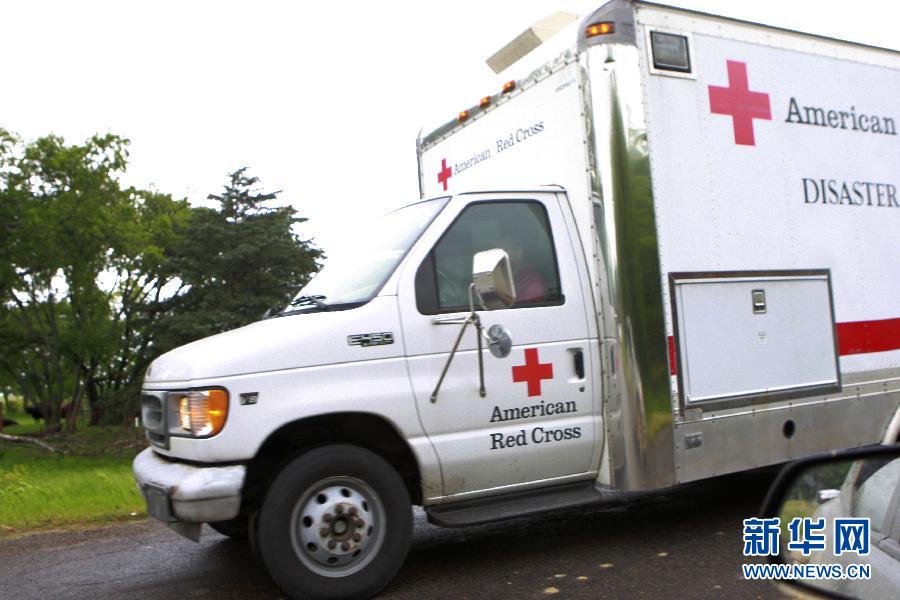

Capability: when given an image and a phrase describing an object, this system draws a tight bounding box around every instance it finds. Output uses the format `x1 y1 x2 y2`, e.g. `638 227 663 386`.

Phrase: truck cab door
398 193 601 500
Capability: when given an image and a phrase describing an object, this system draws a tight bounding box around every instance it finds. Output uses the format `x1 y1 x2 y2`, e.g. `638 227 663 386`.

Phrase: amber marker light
585 22 615 38
458 110 470 122
502 80 516 94
205 389 228 436
479 96 491 108
174 389 229 437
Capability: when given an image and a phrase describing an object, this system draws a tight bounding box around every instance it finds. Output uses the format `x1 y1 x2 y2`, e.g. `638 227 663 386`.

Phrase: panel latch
752 289 767 314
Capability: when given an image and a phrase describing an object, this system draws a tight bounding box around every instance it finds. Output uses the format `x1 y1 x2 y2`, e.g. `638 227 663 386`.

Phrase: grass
2 406 44 436
0 416 147 537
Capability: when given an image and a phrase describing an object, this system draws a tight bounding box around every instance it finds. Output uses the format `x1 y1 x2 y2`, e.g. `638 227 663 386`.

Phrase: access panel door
398 196 598 499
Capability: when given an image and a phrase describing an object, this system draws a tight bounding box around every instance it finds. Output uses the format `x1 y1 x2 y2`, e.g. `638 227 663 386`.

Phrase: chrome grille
140 392 168 449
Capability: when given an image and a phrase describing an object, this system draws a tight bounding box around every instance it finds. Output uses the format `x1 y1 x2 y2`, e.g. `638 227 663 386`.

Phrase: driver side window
415 200 563 314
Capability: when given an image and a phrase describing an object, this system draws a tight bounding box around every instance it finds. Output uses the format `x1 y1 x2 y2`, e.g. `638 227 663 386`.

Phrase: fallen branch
0 432 68 454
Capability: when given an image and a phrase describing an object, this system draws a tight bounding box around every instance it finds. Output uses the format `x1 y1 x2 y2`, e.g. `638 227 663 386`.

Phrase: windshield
285 198 448 311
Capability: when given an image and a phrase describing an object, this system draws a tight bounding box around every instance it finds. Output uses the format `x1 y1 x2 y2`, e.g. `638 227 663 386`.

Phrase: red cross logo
512 348 553 397
437 158 452 191
708 60 771 146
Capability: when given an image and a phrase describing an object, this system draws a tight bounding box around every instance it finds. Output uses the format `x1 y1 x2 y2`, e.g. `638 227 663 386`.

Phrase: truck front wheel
258 444 412 600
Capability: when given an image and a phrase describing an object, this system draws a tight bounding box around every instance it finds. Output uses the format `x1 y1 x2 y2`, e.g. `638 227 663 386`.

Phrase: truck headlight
169 389 228 437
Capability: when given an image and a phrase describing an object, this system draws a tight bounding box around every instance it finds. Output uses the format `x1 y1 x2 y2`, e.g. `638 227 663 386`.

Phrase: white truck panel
635 10 900 378
419 58 598 285
420 60 586 199
673 274 838 403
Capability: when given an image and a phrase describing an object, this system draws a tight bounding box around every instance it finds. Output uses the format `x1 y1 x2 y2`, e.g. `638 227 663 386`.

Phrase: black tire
208 515 249 540
247 510 263 562
258 445 412 600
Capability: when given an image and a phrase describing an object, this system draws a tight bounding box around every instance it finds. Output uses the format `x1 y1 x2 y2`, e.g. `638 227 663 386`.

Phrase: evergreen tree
156 168 322 350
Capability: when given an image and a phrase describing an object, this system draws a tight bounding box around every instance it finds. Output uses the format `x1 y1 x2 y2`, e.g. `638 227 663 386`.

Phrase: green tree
156 168 322 351
83 188 191 426
0 130 190 431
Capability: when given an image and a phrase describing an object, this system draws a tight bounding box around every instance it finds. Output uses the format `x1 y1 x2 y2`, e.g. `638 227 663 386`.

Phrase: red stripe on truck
666 317 900 376
667 336 678 376
836 317 900 356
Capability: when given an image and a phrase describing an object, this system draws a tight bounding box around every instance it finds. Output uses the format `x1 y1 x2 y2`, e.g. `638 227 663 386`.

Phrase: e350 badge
347 332 395 347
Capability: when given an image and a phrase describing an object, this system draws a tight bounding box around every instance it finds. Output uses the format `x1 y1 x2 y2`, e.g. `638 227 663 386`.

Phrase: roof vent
486 12 579 74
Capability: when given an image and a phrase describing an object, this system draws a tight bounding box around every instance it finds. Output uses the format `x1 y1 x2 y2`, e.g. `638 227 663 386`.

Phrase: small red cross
512 348 553 397
437 158 452 191
708 60 771 146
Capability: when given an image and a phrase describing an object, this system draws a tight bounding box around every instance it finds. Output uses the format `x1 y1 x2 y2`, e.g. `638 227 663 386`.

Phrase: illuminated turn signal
458 110 470 122
502 80 516 94
173 389 229 437
206 390 228 436
479 96 491 108
585 22 615 38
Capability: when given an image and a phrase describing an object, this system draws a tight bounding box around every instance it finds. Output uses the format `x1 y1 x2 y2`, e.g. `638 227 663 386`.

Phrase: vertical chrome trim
589 43 674 490
416 128 426 199
577 51 613 485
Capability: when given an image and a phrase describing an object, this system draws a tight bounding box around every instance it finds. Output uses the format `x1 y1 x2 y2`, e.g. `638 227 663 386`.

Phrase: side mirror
758 444 900 600
430 250 516 403
472 249 516 310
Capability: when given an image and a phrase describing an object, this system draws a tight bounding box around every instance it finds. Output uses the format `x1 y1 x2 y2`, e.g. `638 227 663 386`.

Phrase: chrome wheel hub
290 478 384 577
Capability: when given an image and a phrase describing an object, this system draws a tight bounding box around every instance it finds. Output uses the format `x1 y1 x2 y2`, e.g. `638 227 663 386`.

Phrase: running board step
426 481 603 527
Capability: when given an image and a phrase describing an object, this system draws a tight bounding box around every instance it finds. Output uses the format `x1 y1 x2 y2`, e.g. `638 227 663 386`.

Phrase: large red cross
437 158 452 191
708 60 771 146
512 348 554 397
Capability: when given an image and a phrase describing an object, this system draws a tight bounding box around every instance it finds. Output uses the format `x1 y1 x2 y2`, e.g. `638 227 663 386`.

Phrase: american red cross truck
133 2 900 598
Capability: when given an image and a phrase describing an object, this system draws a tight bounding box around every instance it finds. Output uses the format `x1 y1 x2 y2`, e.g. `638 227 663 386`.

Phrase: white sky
1 0 897 257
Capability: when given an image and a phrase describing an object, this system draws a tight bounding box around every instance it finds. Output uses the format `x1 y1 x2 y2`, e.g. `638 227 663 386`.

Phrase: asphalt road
0 470 787 600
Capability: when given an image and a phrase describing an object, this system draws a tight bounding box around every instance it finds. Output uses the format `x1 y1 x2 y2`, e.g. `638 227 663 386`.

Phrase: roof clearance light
458 110 470 122
585 22 615 38
502 80 516 94
479 96 491 108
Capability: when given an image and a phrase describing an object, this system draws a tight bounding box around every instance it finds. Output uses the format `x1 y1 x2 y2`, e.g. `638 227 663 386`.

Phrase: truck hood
144 295 403 384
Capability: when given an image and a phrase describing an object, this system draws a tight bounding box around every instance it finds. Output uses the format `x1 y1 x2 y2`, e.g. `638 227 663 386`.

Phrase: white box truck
133 2 900 598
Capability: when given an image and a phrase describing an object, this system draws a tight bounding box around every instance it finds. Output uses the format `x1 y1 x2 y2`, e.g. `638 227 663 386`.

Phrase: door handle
573 350 585 379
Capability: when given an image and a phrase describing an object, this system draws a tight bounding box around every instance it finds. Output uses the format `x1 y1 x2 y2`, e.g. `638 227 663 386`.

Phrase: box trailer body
417 0 900 490
132 2 900 597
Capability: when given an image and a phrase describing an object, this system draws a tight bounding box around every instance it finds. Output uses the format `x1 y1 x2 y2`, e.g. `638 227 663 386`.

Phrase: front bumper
133 447 246 526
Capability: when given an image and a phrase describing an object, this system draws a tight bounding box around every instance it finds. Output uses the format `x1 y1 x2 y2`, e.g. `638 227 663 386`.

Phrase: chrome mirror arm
431 284 487 403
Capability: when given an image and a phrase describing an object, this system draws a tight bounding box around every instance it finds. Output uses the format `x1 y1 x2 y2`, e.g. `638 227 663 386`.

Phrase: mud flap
167 521 202 542
143 483 174 522
143 482 202 542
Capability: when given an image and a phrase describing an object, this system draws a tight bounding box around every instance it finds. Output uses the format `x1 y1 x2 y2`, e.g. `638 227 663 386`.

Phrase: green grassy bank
0 418 146 537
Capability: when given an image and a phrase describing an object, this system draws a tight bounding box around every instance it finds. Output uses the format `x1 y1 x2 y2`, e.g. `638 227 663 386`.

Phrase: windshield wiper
288 294 329 311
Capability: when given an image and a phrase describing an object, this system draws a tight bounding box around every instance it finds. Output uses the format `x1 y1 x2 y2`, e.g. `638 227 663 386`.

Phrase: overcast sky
2 0 896 257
